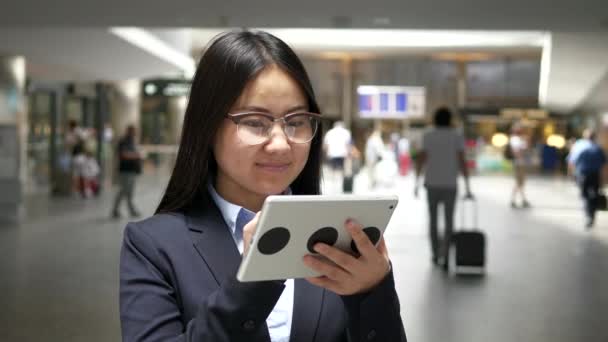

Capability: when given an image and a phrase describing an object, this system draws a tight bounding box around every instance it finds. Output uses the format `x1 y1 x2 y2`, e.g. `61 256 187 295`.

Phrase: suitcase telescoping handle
459 195 479 231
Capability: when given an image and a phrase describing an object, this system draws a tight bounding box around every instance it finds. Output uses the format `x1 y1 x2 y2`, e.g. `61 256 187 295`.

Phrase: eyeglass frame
225 111 323 145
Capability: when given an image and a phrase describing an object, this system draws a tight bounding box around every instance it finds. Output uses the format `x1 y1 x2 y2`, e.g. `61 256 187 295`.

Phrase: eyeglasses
225 111 322 145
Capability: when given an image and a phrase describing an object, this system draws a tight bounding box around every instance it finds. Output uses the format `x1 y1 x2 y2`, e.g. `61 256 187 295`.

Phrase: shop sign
143 79 191 97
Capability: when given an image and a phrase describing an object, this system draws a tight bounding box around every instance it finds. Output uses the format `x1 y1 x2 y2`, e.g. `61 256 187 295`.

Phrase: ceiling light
110 27 195 77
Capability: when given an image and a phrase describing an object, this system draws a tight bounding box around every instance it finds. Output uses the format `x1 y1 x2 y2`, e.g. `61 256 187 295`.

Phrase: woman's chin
253 181 291 196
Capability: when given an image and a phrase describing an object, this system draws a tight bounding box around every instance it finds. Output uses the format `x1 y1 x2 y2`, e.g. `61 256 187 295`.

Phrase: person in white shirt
365 129 385 188
323 121 352 179
509 123 531 208
415 107 472 270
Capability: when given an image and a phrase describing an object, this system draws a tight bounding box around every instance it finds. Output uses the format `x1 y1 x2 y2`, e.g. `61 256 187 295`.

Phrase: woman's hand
242 212 261 257
302 219 391 295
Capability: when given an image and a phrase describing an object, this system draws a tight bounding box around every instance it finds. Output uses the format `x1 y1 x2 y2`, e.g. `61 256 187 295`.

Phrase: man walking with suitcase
415 107 473 271
567 129 606 228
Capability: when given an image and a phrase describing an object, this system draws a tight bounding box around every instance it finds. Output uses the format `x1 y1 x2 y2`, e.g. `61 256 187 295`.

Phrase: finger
346 220 377 257
243 212 261 235
314 243 358 272
302 255 350 281
377 237 389 257
242 212 261 252
377 238 390 268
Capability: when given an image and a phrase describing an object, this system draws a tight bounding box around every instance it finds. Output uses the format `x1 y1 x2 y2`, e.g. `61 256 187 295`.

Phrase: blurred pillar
107 80 141 183
456 61 467 109
109 79 141 142
167 96 187 145
341 58 353 130
0 56 26 223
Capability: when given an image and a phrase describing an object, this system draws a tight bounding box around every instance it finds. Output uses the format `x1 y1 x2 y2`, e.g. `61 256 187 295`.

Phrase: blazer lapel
290 279 325 342
186 202 242 285
186 201 324 342
186 200 270 341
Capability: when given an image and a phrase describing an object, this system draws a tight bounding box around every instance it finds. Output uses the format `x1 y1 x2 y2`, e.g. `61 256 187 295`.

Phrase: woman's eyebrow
235 105 269 113
284 105 308 113
234 104 308 114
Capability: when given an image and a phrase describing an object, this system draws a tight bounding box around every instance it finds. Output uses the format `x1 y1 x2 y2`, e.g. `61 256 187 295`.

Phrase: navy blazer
120 200 407 342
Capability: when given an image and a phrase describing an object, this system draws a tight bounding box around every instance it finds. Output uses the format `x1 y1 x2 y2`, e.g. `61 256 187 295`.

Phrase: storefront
26 82 110 195
140 79 189 172
463 108 571 174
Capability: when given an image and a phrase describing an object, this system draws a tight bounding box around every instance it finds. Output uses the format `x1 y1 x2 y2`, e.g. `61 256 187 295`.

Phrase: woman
120 30 407 342
509 123 531 208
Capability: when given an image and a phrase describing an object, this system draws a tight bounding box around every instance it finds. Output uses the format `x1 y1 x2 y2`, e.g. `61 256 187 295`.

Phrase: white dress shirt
208 185 293 342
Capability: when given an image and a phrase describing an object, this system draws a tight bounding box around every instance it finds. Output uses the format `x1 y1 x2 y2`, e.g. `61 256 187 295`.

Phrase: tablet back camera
258 227 291 255
307 227 339 253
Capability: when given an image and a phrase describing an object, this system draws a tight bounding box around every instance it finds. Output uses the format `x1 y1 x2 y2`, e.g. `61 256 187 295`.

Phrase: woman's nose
264 123 291 151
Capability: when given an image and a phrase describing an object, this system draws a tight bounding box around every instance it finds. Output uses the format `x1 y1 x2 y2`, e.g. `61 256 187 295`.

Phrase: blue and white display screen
357 86 425 119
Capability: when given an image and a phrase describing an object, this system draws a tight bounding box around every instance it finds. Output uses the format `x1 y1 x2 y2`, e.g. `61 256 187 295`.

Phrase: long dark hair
156 30 322 214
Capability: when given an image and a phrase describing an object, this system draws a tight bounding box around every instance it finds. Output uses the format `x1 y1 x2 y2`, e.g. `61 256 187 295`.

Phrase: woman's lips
256 162 291 172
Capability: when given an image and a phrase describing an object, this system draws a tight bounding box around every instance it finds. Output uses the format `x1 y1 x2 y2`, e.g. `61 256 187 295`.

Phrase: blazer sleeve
341 269 407 342
120 222 285 342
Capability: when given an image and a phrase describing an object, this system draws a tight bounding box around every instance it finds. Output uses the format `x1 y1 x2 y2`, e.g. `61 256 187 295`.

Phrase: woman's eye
242 119 266 128
287 119 306 127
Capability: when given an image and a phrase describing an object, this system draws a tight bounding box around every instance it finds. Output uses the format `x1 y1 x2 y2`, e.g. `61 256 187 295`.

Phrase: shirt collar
207 183 242 236
207 183 292 236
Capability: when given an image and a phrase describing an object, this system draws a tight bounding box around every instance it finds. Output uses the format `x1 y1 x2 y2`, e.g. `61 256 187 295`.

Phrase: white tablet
236 194 399 282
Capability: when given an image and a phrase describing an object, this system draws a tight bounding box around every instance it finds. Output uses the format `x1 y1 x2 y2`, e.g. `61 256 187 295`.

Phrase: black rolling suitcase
450 196 486 275
342 156 355 193
342 175 354 193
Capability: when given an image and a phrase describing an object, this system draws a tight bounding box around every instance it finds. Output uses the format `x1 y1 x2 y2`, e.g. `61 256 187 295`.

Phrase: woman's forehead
235 66 307 110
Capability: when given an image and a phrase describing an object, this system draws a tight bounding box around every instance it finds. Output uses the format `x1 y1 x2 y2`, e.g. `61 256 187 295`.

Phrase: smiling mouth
256 163 291 171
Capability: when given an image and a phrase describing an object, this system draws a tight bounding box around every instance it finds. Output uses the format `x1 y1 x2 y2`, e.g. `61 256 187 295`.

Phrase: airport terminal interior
1 1 608 341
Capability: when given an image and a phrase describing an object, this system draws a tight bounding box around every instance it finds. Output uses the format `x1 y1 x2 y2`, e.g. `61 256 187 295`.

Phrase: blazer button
367 329 377 340
242 319 256 332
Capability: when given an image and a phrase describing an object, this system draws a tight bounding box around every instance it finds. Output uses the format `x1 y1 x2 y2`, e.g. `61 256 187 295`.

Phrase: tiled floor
1 172 607 341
